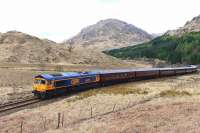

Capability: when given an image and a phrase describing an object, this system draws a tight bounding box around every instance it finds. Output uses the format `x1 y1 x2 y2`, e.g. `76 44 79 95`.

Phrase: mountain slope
105 32 200 64
0 31 71 64
0 31 150 67
0 18 154 66
105 15 200 64
166 15 200 36
67 19 153 49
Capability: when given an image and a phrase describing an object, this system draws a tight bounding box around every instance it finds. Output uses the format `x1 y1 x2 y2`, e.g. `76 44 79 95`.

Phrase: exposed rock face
166 15 200 36
67 19 153 46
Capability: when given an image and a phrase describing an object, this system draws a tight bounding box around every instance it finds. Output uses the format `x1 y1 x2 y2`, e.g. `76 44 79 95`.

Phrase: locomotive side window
47 80 52 85
54 80 66 87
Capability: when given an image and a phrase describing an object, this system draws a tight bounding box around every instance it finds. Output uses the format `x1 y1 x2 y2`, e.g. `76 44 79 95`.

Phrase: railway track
0 97 40 113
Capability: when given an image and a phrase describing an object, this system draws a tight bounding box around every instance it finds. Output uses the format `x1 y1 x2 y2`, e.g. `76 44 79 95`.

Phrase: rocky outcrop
166 15 200 36
67 19 153 46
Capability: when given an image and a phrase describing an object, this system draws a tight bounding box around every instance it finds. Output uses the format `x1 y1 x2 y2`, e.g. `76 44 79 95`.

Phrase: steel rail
0 98 40 113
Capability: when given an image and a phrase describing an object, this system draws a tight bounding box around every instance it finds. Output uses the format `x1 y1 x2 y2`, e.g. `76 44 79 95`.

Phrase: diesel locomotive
33 65 197 99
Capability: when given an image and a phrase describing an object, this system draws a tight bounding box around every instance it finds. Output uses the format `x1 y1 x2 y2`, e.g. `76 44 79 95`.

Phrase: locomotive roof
34 71 99 80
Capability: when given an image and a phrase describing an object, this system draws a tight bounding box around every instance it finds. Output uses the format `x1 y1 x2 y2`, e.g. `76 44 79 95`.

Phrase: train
32 65 198 99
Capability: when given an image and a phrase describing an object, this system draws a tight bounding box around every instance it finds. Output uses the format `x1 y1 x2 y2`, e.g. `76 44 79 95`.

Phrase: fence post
113 104 116 112
90 107 93 118
42 116 46 130
61 112 64 128
20 121 23 133
57 112 61 129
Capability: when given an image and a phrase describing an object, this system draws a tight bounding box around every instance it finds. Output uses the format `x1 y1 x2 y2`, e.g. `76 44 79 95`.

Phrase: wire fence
0 94 158 133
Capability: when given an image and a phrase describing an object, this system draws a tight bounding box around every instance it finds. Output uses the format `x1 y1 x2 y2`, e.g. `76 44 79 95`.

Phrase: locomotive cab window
34 79 46 85
41 80 46 84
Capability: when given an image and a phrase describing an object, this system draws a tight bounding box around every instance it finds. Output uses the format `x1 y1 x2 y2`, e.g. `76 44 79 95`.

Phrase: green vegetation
104 32 200 64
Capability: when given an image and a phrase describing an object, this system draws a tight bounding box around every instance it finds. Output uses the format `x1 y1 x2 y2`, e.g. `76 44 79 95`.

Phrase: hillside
0 19 155 66
0 31 152 67
0 31 71 64
66 19 153 50
105 15 200 64
105 32 200 64
166 15 200 36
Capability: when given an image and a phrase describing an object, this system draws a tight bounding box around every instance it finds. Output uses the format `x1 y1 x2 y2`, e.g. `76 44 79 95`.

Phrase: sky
0 0 200 42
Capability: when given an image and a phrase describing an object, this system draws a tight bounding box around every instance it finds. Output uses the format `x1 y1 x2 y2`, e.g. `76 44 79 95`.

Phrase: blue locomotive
33 71 100 99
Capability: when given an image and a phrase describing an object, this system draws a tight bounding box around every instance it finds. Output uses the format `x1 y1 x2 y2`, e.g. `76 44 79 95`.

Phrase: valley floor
0 65 200 133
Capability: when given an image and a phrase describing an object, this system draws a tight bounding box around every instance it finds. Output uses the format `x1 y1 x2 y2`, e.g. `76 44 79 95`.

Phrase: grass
76 86 149 101
159 90 191 97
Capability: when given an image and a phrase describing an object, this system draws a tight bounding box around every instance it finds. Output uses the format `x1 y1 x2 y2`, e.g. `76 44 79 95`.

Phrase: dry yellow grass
159 90 191 97
76 85 149 101
0 68 199 133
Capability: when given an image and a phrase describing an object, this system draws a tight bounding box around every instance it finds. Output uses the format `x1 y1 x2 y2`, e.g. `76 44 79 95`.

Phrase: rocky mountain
0 19 154 66
105 14 200 65
166 15 200 36
0 31 140 67
67 19 153 48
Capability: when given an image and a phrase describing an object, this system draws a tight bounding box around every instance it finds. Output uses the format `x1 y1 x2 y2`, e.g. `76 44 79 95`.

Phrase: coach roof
34 65 197 80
